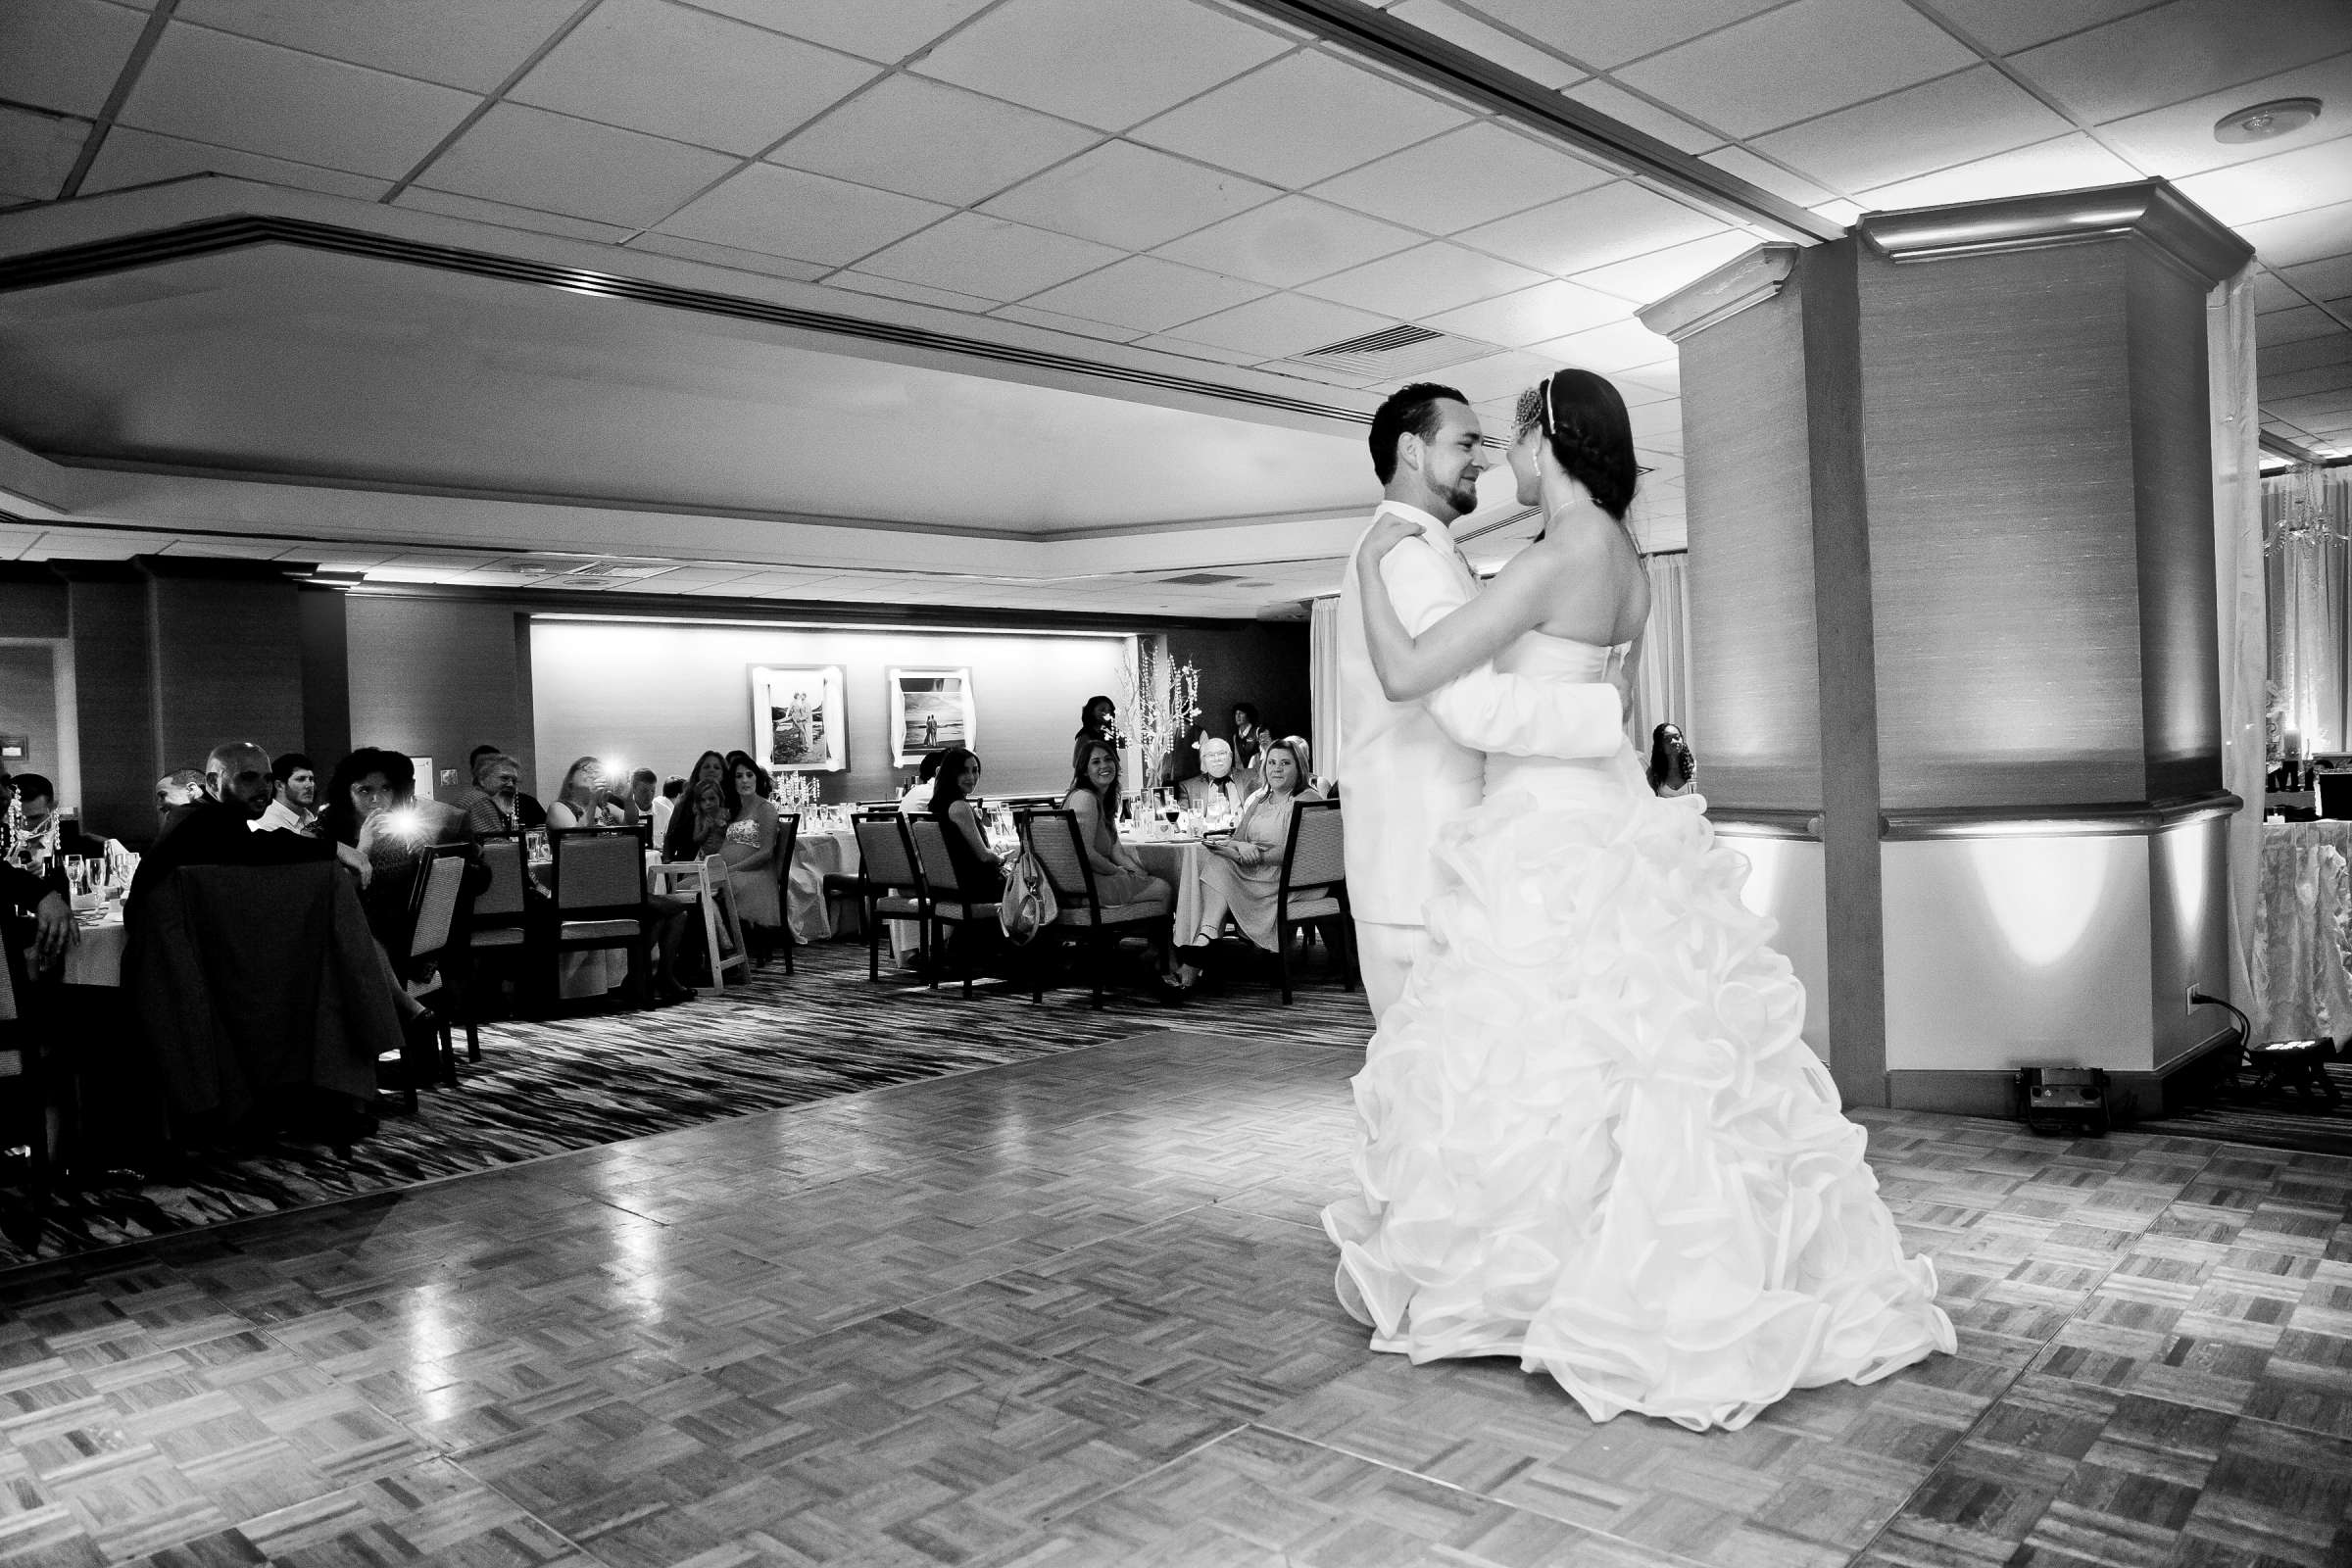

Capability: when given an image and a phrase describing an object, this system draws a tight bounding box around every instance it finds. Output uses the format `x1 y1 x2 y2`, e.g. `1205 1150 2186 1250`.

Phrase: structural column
1642 180 2250 1113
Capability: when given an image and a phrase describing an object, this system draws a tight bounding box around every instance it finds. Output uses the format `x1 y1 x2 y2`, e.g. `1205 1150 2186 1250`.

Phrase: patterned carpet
2135 1055 2352 1156
0 936 1372 1269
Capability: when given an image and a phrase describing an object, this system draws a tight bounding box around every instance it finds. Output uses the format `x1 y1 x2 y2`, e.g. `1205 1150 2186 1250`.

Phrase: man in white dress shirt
1338 382 1628 1020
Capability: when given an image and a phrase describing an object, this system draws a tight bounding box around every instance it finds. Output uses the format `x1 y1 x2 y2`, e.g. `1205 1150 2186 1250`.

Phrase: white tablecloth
1129 837 1205 940
63 913 125 988
2253 819 2352 1041
786 828 859 943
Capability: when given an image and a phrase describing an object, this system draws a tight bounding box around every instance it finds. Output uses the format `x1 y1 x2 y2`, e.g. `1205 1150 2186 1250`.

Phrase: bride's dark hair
1522 368 1640 523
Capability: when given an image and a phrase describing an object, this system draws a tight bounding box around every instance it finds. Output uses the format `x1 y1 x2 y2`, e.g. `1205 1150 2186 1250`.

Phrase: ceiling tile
2260 330 2352 377
1382 0 1582 87
854 212 1124 300
1459 181 1726 274
1130 48 1467 188
623 230 830 280
79 125 396 198
1572 229 1762 305
2096 51 2352 178
508 0 876 156
1459 0 1784 73
823 270 1001 315
1557 78 1724 153
419 102 740 227
2009 0 2352 122
395 185 636 243
119 21 479 178
2173 132 2352 226
911 0 1290 132
0 0 145 117
1529 317 1677 371
1422 278 1627 346
2281 254 2352 303
684 0 993 62
656 163 950 267
1020 255 1269 332
1160 291 1396 358
1300 241 1545 318
1923 0 2164 55
1423 347 1552 402
1750 66 2074 194
1152 194 1422 286
1698 145 1838 208
2259 304 2343 347
0 104 90 203
987 303 1149 343
980 139 1280 250
1614 0 1979 138
1127 331 1268 366
1309 120 1613 234
1858 131 2142 210
2250 268 2311 313
2230 198 2352 270
766 74 1098 207
169 0 581 93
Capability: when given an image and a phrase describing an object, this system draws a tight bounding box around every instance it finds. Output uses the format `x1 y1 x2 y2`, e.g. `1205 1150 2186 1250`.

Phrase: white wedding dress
1322 630 1955 1433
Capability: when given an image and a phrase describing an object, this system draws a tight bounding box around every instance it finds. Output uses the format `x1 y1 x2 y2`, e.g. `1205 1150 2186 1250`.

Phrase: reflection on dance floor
0 1030 2345 1566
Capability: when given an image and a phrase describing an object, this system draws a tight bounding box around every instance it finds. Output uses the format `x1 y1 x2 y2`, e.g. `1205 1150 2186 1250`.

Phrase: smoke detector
2214 97 2320 143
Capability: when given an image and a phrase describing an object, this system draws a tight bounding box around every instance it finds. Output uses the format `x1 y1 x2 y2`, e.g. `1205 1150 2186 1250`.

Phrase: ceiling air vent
1288 323 1486 380
1458 506 1542 544
1158 571 1248 586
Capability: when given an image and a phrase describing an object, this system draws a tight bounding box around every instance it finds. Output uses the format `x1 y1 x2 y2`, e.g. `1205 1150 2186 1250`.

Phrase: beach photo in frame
890 667 974 764
752 665 847 772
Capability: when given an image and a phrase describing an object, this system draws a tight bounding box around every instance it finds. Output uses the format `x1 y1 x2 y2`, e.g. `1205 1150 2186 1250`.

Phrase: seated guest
2 773 92 860
1230 703 1270 782
1 859 74 980
651 775 684 847
1064 740 1182 986
927 747 1003 903
464 753 531 839
630 768 663 838
722 751 782 958
900 750 943 813
137 743 362 905
322 748 430 870
662 772 729 863
155 767 206 819
258 752 320 835
547 757 638 830
443 743 502 817
1179 739 1248 818
1176 736 1321 986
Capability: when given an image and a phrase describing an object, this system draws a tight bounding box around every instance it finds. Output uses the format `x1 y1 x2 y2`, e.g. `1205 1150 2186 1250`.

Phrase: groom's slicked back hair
1369 382 1467 485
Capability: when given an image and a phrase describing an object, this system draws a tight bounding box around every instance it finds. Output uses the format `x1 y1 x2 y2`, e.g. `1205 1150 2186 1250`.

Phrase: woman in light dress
1174 735 1320 988
721 750 783 956
1322 368 1953 1433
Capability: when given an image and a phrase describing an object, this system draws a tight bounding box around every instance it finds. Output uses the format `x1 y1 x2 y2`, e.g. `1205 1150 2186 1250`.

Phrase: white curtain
2266 466 2352 755
2211 268 2266 1021
1631 551 1691 750
1310 595 1342 787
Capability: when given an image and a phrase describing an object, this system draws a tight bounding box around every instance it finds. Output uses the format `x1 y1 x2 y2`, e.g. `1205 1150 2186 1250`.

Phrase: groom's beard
1441 474 1481 515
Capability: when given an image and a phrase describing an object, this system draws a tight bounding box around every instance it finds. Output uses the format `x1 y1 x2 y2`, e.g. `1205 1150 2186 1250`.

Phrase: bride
1321 368 1954 1433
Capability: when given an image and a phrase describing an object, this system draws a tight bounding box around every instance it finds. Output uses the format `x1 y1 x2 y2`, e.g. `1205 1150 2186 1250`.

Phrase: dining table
1125 831 1211 943
785 824 861 943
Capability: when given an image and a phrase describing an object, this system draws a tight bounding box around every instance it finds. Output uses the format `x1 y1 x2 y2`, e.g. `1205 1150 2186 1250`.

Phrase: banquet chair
387 844 469 1111
906 816 1002 999
548 824 653 1007
652 855 748 992
461 834 528 1051
1017 808 1173 1009
850 812 929 982
770 811 800 975
0 932 53 1229
1274 798 1356 1004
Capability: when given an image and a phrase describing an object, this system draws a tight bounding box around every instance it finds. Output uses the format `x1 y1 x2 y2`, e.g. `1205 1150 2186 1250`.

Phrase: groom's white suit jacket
1338 500 1627 927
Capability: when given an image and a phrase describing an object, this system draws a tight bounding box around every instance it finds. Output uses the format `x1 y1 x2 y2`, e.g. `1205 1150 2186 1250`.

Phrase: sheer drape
2267 467 2352 754
2210 268 2265 1023
1632 551 1691 748
1310 595 1343 786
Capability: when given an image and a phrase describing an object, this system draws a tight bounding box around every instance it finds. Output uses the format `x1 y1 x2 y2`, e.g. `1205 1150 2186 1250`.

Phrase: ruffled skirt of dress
1320 759 1955 1433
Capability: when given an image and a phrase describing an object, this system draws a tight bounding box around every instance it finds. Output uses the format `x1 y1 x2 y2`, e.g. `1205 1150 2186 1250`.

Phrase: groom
1338 382 1627 1020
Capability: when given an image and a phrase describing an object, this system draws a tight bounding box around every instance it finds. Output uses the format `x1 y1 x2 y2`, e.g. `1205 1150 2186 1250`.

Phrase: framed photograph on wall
752 665 847 771
890 667 974 764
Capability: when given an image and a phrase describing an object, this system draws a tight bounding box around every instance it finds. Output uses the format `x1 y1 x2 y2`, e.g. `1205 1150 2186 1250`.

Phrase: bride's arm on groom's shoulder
1360 532 1558 702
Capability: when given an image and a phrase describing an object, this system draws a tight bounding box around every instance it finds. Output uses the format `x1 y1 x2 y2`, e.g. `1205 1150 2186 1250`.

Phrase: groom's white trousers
1356 920 1430 1022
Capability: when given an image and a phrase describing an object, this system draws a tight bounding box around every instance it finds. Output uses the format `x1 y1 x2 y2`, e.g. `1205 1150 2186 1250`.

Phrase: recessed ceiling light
2214 97 2321 143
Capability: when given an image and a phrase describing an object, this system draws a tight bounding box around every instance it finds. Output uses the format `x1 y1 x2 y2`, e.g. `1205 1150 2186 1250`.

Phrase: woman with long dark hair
1323 368 1953 1431
925 746 1002 902
720 749 782 956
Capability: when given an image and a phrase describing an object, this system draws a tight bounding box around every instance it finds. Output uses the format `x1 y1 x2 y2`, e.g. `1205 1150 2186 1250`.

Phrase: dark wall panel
0 572 68 638
148 572 306 772
1165 620 1311 773
298 586 352 765
1680 274 1823 808
344 595 531 795
67 576 155 844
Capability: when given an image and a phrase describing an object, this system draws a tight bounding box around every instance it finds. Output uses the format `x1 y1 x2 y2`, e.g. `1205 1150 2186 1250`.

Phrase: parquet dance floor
1 1028 2348 1567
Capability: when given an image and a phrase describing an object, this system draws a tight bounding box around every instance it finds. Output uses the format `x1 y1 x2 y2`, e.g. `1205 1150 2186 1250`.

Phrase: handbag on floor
998 843 1056 944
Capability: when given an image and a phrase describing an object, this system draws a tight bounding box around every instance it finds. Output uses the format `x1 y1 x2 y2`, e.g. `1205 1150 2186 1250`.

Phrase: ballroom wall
528 619 1133 804
0 644 63 791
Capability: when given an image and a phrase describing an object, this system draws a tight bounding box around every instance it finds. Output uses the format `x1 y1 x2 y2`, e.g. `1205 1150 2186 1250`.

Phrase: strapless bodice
1484 632 1642 802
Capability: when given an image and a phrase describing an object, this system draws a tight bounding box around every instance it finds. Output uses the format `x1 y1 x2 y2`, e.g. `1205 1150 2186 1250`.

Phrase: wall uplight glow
1968 836 2111 967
